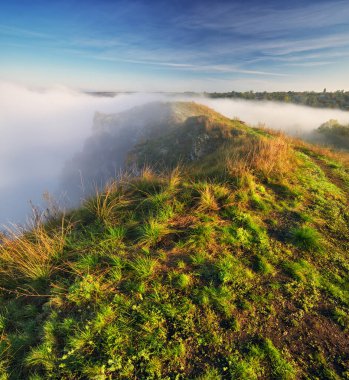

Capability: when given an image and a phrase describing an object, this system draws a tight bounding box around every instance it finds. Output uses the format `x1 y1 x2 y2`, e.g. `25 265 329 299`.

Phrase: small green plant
176 273 192 289
264 339 296 380
25 343 55 372
255 256 275 275
190 251 207 266
138 218 171 246
290 226 321 251
129 256 157 279
67 274 104 305
283 260 320 286
215 254 253 286
188 223 215 248
331 307 349 329
196 367 222 380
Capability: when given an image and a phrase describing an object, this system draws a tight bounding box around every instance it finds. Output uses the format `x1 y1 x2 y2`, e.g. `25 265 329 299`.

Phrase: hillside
1 103 349 379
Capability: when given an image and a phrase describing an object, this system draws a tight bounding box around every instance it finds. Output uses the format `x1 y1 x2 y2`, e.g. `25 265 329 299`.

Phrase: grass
137 218 172 246
226 134 295 183
0 102 348 379
0 219 69 282
290 226 322 251
85 181 130 227
129 256 158 279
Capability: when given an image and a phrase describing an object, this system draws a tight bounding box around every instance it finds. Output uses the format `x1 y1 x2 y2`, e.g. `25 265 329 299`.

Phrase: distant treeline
207 90 349 111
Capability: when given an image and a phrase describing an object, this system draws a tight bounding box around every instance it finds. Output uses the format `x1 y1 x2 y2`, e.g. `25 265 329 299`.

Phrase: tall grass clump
197 184 219 212
290 226 322 251
0 219 69 281
137 218 171 247
131 166 165 194
129 256 158 279
86 181 130 227
167 166 183 193
227 135 295 182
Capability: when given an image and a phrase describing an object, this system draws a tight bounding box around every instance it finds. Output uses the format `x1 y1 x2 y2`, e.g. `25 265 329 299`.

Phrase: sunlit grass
0 219 69 281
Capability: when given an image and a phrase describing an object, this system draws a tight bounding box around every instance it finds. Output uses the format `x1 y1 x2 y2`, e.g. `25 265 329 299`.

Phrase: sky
1 0 349 92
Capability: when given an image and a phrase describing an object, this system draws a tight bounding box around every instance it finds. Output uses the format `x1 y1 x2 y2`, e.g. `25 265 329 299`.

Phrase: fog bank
1 82 349 225
0 82 165 225
199 97 349 135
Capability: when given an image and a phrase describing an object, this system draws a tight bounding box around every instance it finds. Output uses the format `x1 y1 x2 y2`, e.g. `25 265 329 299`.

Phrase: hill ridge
0 102 349 379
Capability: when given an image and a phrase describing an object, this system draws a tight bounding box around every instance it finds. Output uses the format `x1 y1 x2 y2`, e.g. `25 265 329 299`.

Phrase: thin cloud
82 53 287 77
0 24 51 39
259 34 349 56
179 1 349 35
286 61 334 67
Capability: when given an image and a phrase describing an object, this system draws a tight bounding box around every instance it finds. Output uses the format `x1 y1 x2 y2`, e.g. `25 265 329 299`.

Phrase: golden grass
86 181 131 227
167 166 182 192
0 219 69 281
227 134 295 180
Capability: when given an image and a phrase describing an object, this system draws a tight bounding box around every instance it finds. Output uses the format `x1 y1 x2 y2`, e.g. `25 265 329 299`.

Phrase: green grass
129 256 158 279
137 218 171 247
0 102 348 379
290 226 322 251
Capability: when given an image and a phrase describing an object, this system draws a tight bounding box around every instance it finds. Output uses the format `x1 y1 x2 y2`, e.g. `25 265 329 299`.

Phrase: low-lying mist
0 82 165 225
1 81 349 225
201 97 349 135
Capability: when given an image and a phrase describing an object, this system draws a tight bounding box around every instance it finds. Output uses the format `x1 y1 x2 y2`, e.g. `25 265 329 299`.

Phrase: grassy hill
0 103 349 379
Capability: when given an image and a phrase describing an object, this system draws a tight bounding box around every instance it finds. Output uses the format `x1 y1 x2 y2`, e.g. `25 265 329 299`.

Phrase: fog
0 82 166 225
1 81 349 225
200 97 349 135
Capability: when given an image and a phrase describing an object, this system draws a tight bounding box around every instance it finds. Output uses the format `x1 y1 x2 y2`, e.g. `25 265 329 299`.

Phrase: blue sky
1 0 349 91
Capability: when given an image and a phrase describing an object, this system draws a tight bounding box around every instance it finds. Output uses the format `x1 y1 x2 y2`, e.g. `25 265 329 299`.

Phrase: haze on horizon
1 82 349 226
1 0 349 92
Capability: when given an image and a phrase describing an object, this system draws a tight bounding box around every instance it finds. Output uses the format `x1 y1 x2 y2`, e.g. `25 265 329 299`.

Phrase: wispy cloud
286 61 335 67
0 24 51 39
66 48 287 77
178 1 349 36
70 37 126 49
258 34 349 56
1 0 349 90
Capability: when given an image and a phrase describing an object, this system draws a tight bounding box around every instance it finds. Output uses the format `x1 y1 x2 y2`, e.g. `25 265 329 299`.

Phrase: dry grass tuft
227 134 295 181
0 219 69 281
167 166 182 192
86 181 130 227
197 184 220 212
